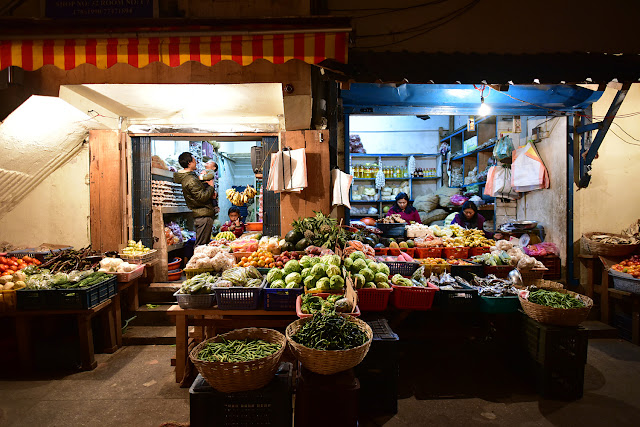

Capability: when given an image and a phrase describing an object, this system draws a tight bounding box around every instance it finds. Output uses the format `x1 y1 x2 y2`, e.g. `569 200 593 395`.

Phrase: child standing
221 206 246 238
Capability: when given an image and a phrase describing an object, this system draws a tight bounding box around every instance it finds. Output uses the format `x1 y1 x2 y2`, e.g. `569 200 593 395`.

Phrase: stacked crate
151 180 186 207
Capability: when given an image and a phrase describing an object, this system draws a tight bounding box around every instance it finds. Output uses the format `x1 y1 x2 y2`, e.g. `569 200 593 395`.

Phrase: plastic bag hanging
375 166 385 189
408 155 416 176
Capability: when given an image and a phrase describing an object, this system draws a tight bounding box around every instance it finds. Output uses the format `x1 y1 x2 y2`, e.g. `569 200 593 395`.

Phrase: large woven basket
519 268 548 287
189 328 286 393
519 286 593 327
582 232 640 257
286 315 373 375
529 279 565 291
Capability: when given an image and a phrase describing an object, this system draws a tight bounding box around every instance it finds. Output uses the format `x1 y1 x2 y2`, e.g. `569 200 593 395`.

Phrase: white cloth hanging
331 169 353 209
266 148 308 193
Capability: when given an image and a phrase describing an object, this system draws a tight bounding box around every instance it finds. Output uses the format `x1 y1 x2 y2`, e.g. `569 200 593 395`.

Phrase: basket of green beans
519 281 593 326
189 327 286 392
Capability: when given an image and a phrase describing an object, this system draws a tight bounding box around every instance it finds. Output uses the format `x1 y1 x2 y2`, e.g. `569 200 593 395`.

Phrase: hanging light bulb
478 96 491 116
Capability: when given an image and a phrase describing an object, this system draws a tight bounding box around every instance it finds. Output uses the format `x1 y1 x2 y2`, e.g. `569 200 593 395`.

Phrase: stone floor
1 338 639 426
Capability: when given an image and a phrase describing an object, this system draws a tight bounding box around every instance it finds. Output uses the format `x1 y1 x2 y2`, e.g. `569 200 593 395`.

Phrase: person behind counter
451 201 502 239
220 206 246 238
386 192 421 223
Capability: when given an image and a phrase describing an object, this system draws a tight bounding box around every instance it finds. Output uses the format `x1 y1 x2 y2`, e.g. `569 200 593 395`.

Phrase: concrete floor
1 339 639 427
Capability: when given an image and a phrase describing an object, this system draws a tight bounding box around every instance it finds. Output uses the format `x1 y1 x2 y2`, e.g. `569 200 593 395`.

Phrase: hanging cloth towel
266 148 308 193
331 169 353 209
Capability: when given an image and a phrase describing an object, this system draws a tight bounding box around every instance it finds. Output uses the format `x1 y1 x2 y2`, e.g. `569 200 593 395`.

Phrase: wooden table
111 278 140 348
0 299 117 370
167 305 296 383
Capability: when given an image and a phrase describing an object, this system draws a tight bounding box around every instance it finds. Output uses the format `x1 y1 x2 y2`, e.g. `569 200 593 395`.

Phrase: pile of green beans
292 312 368 351
529 289 585 309
197 339 281 363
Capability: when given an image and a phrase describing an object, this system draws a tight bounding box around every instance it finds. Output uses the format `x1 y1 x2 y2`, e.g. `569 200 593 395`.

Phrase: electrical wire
612 122 640 141
356 1 479 39
354 0 480 49
339 0 450 19
609 128 640 147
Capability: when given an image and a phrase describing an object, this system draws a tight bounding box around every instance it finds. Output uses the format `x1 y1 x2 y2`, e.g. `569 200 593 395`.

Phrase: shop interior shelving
346 153 441 219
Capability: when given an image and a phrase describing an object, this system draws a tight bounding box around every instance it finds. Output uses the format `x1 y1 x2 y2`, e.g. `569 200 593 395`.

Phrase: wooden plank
89 132 102 251
152 207 168 282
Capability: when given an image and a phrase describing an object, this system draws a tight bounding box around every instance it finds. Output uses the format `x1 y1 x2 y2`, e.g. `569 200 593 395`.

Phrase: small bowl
245 222 263 231
168 257 181 270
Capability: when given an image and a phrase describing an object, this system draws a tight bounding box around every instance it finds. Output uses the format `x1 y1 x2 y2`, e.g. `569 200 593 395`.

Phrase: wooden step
122 325 177 345
129 303 177 326
581 320 620 339
140 282 181 304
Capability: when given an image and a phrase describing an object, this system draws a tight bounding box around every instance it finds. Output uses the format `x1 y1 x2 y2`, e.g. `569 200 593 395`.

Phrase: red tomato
34 260 41 265
5 270 14 275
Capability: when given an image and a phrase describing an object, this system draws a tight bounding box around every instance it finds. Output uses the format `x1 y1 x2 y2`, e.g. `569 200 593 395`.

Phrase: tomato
34 260 41 265
5 270 14 275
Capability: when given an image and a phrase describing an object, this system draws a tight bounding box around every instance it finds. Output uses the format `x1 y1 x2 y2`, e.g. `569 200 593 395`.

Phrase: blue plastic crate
263 285 303 311
17 276 117 310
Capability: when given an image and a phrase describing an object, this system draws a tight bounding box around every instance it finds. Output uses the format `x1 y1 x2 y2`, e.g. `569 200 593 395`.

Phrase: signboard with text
45 0 154 19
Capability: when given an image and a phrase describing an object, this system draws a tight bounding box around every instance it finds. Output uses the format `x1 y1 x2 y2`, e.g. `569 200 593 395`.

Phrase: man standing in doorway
174 152 216 246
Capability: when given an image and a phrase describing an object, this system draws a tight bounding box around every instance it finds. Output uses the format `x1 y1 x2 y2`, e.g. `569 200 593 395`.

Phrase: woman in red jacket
386 193 421 223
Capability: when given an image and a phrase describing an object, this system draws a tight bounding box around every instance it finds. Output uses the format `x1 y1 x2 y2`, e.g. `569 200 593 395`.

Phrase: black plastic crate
449 261 484 282
17 276 117 310
190 362 293 427
296 367 360 427
356 318 399 416
436 282 479 312
263 285 303 311
521 313 588 367
534 361 585 400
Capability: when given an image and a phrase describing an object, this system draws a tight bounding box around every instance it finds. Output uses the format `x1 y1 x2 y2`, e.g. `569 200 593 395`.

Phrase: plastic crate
17 276 117 310
469 246 491 257
478 295 520 314
356 318 399 416
7 249 52 262
483 264 513 278
214 279 265 310
173 291 215 309
448 261 483 282
263 284 304 311
295 293 360 318
356 287 393 311
609 269 640 294
184 268 217 279
442 247 470 259
374 248 388 256
106 263 145 283
436 282 478 312
535 255 561 280
533 360 585 400
190 362 293 427
383 261 420 276
118 249 157 264
521 313 588 367
390 283 438 310
415 247 443 258
420 263 451 277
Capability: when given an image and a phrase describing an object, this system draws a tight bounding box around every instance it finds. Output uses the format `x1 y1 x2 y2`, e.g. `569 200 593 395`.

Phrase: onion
361 217 376 226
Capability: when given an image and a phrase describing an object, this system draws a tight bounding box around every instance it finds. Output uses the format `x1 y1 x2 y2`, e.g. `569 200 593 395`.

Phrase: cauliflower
517 256 536 271
211 252 235 271
194 245 208 255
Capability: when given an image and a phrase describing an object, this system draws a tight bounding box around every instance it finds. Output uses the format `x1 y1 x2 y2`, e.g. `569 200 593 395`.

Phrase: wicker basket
530 279 565 291
286 316 373 375
189 328 286 393
519 268 548 287
582 232 640 257
519 288 593 327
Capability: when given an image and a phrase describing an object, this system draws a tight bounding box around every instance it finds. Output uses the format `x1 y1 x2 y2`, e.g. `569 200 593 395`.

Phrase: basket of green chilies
189 327 286 393
518 282 592 326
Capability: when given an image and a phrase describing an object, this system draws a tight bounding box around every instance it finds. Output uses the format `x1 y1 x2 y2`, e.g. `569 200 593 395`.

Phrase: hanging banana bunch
226 185 257 206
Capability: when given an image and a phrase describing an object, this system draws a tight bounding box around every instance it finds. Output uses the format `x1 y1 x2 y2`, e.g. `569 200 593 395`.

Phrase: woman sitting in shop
386 192 421 223
452 201 502 238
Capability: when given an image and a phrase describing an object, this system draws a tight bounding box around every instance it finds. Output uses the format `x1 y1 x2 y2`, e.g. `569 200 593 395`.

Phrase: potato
4 282 15 290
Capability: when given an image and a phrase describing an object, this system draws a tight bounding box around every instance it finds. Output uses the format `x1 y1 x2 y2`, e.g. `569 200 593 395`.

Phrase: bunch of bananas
226 185 257 206
215 231 236 241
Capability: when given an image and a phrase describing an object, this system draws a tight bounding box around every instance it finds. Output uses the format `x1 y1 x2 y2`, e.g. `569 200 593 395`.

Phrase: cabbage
352 258 367 273
284 272 302 286
364 282 377 289
266 268 284 284
330 275 345 290
311 263 327 278
377 263 390 276
343 257 354 270
309 257 322 266
322 254 341 267
377 282 390 289
325 264 341 278
247 278 263 288
317 277 331 291
283 260 301 275
349 251 366 261
299 256 312 269
374 272 388 283
301 268 312 279
360 268 374 282
270 279 286 289
352 274 366 289
303 275 317 290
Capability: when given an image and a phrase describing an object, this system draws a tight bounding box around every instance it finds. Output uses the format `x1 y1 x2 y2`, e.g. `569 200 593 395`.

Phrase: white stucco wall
0 146 90 249
575 84 640 238
515 117 568 266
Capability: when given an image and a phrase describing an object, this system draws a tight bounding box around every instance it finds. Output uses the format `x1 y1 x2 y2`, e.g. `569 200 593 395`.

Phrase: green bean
529 289 585 309
197 338 281 363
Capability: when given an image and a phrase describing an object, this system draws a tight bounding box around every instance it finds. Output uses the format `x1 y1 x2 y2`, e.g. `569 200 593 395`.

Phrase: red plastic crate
534 255 561 280
388 248 401 256
356 287 393 311
295 293 360 318
390 283 438 311
442 247 469 259
469 247 491 257
374 248 388 256
415 247 443 259
483 264 513 278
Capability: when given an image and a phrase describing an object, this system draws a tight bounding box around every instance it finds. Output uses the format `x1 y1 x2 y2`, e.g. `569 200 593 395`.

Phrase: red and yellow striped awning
0 32 348 71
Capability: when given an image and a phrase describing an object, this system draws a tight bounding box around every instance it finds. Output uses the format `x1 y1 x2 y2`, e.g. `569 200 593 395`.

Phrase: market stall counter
167 305 296 383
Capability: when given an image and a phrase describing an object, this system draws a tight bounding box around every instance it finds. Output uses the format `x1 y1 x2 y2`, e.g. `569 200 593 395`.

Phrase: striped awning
0 32 348 71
